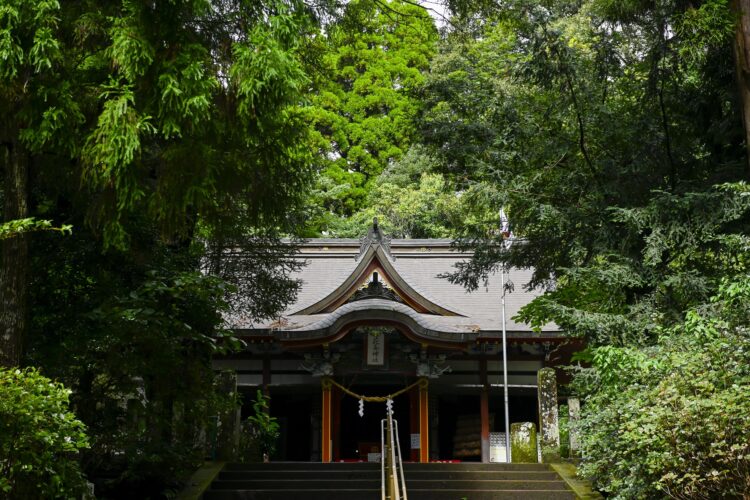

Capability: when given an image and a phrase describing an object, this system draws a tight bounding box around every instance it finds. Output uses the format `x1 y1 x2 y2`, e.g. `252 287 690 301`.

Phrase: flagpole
501 265 511 462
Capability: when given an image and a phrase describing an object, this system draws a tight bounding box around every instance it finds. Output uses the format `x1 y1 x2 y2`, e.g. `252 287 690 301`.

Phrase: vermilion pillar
332 385 341 461
410 388 419 461
480 358 490 463
418 378 429 463
480 389 490 463
322 378 332 462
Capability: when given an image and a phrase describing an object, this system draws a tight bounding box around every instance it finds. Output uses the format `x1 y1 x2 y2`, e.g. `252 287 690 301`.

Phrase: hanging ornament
358 398 364 417
386 398 394 416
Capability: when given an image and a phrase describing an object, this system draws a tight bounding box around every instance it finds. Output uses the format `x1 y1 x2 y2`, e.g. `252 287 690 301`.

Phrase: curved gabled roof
290 243 465 317
279 299 472 347
225 221 561 344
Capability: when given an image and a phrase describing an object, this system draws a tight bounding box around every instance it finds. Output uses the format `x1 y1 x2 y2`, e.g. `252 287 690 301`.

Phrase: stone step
403 470 561 480
203 490 576 500
223 462 379 471
403 462 551 471
405 479 571 491
218 470 380 481
210 479 381 490
206 462 575 500
407 490 576 500
211 479 569 491
224 462 551 472
218 469 560 481
203 489 380 500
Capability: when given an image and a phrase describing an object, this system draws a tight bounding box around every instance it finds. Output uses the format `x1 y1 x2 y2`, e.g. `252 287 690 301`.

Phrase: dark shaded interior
338 385 410 460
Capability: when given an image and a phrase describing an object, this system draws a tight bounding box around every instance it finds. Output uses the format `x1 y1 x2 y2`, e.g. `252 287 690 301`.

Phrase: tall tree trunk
733 0 750 176
0 139 29 367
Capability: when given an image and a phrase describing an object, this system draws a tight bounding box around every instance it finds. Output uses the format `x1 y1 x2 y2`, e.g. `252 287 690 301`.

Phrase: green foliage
574 278 750 498
305 0 438 225
426 0 746 304
241 390 280 460
315 146 467 238
0 218 71 240
423 0 750 495
4 2 327 492
558 405 570 459
0 367 89 499
3 0 318 250
26 224 243 496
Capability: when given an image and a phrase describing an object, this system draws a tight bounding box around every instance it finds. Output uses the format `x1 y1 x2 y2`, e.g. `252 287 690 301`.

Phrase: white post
501 268 511 462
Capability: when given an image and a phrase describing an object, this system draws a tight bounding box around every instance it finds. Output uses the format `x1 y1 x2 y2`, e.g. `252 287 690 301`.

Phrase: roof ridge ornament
357 217 393 260
346 271 403 305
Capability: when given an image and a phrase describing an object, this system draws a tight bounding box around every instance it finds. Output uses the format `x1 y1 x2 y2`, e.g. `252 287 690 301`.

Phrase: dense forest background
1 0 749 498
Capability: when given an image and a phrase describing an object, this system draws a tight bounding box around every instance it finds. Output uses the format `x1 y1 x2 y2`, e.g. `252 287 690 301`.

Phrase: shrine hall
213 221 575 463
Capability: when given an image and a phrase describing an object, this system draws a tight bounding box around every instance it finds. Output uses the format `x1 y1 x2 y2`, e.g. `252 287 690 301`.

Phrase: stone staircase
202 462 577 499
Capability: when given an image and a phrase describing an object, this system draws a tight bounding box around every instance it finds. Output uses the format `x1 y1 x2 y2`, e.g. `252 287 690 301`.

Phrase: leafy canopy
304 0 438 230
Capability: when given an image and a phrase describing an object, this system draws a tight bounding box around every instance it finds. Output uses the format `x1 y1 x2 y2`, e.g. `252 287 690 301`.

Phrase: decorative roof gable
290 219 464 317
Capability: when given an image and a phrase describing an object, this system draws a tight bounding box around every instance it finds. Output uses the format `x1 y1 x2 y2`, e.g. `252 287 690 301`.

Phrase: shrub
239 390 279 462
0 367 89 499
574 277 750 499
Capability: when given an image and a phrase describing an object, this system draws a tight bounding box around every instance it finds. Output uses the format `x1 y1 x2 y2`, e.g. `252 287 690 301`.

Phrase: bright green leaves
0 367 89 499
0 0 61 79
0 218 72 240
676 0 734 63
58 1 319 248
231 16 309 130
243 390 280 458
157 45 218 138
106 3 154 82
0 4 25 79
307 0 438 224
82 85 154 247
84 86 153 179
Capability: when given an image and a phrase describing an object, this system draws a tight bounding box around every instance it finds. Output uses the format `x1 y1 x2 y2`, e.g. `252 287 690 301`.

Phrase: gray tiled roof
228 237 559 335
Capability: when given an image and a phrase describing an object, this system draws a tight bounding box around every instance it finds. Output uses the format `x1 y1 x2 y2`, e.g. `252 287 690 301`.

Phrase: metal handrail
381 417 386 500
381 407 407 500
393 419 408 500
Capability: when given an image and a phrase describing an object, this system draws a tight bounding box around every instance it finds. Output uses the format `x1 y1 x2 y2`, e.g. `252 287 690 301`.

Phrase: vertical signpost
500 208 512 463
322 378 332 462
501 268 511 463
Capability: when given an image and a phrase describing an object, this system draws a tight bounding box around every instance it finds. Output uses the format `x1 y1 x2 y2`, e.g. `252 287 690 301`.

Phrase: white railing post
388 412 400 499
394 419 408 500
382 401 408 500
381 418 386 500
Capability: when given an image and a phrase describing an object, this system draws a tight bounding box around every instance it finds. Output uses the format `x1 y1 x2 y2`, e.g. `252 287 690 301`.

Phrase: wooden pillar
262 356 271 398
332 385 341 461
410 388 419 461
322 378 332 462
418 378 429 463
480 359 490 463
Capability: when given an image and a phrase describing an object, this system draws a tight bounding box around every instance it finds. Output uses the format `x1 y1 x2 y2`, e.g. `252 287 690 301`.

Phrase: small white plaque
411 433 420 449
490 432 508 463
366 332 385 366
367 453 382 463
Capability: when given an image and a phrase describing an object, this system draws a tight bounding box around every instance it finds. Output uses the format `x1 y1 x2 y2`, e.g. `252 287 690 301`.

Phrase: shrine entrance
335 383 411 461
218 222 572 465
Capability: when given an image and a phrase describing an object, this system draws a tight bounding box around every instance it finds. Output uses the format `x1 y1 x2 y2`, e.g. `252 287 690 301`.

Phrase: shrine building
213 221 575 463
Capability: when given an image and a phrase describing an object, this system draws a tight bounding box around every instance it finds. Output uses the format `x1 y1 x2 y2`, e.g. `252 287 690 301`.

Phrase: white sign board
490 432 508 463
410 433 420 449
366 332 385 366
